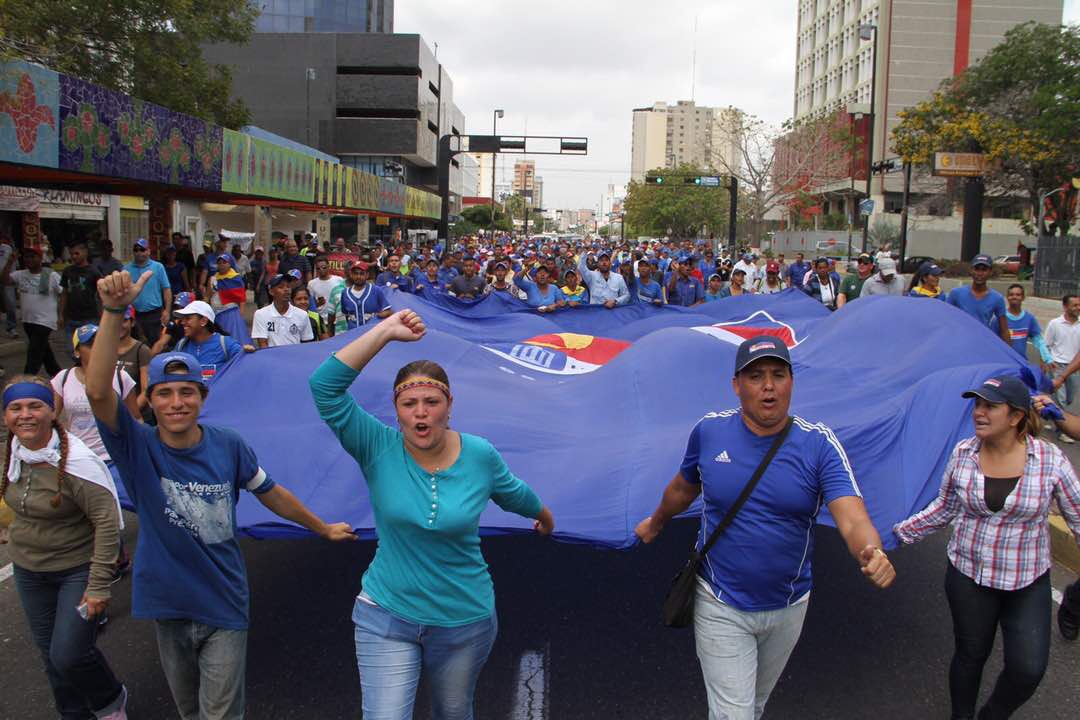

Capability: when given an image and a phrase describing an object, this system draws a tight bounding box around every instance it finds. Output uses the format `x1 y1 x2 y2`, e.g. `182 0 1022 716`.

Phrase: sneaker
97 684 127 719
1058 433 1075 445
1060 588 1079 641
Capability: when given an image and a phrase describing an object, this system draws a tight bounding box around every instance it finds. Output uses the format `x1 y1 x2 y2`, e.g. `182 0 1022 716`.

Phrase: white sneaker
1059 433 1075 445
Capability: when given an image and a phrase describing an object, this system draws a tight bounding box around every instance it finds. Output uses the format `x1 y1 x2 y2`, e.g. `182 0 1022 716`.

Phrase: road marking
510 645 549 720
0 563 11 584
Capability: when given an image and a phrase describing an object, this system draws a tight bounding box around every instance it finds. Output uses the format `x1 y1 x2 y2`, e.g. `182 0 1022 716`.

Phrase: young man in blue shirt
86 269 356 720
375 254 415 294
173 300 255 382
668 259 705 306
514 264 566 313
635 261 665 305
340 262 392 329
947 254 1010 342
1004 283 1051 368
635 336 894 720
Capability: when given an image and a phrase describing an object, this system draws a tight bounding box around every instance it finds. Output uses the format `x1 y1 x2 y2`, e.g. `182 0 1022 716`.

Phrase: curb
1050 515 1080 574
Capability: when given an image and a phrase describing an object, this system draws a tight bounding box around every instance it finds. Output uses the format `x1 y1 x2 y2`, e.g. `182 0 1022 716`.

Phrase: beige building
512 160 538 206
794 0 1062 220
630 101 742 183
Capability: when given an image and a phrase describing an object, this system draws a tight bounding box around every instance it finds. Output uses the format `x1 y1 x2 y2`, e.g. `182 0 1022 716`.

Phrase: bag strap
699 416 794 558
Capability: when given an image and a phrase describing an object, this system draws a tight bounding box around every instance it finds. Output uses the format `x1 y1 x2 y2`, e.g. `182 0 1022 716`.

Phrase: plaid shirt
894 436 1080 591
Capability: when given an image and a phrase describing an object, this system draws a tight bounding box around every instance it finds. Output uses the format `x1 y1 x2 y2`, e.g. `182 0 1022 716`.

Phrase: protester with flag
210 255 247 309
309 308 554 719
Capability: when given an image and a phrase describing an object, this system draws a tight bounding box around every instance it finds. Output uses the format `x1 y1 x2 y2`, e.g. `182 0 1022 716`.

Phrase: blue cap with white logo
734 336 792 375
148 353 205 389
972 253 993 268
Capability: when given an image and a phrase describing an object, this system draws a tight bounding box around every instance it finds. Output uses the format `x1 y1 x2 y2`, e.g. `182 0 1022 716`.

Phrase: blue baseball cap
962 376 1030 411
148 352 205 389
72 323 98 349
734 336 792 375
173 291 195 309
268 273 289 288
919 262 944 276
971 254 993 268
216 253 232 263
287 268 303 281
133 238 149 250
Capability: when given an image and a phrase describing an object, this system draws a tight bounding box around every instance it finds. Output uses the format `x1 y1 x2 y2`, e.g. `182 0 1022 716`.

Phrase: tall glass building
255 0 393 33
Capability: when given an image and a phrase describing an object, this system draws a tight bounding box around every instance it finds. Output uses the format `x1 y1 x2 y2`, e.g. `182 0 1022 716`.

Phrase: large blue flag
199 289 1042 548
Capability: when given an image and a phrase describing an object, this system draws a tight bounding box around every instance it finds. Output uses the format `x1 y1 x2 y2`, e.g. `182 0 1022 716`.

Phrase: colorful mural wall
0 60 441 220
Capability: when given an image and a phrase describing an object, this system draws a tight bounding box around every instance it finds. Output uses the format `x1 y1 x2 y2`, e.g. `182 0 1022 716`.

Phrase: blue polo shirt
123 259 171 312
376 270 415 294
670 276 704 306
681 410 860 611
948 286 1006 332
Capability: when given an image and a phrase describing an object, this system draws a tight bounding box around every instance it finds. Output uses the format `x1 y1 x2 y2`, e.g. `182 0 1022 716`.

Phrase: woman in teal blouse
310 308 555 720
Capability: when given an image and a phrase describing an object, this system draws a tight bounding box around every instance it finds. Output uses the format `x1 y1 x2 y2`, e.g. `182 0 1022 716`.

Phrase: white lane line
1052 587 1063 606
510 645 549 720
0 563 12 584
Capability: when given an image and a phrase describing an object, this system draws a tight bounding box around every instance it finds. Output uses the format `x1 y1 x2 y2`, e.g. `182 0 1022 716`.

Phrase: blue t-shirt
376 270 415 294
164 262 186 291
123 259 171 312
437 266 460 290
670 276 704 306
680 410 860 611
339 284 390 329
1005 310 1042 359
636 279 664 304
96 404 275 629
947 286 1007 332
176 332 244 381
310 356 543 626
515 274 566 308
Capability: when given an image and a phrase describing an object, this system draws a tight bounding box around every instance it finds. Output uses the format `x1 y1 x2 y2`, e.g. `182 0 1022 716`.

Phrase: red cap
766 261 780 273
351 260 369 271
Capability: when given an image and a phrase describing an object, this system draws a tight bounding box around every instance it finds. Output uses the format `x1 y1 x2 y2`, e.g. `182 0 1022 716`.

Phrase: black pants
945 562 1050 719
24 322 60 376
1064 577 1080 617
134 310 163 345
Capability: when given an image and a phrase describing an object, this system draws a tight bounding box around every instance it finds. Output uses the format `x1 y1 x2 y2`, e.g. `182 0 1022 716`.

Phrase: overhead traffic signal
645 175 665 185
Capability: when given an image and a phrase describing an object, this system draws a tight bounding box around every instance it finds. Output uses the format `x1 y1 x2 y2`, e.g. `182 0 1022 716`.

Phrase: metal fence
1034 234 1080 298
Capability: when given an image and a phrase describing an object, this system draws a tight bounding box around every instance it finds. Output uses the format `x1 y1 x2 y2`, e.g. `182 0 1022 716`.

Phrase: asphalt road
0 324 1078 719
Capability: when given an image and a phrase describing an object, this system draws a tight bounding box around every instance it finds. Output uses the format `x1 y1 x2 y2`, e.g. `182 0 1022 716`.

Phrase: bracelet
102 306 126 314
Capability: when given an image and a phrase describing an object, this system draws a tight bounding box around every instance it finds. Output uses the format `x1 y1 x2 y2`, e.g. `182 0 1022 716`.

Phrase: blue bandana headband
3 382 55 410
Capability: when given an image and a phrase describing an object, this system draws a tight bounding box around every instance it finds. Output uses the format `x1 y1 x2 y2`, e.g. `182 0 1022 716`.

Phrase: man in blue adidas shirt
947 254 1010 342
1004 283 1051 368
636 335 894 720
86 269 356 720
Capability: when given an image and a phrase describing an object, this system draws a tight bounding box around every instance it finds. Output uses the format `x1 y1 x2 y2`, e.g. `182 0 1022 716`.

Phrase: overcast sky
397 0 1077 213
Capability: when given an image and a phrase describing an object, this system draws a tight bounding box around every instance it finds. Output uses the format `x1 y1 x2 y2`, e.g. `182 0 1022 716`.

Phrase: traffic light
645 176 665 185
685 176 702 185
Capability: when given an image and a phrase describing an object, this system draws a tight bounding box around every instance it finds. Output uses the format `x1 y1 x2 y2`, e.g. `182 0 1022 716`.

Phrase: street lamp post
859 23 878 252
490 110 504 236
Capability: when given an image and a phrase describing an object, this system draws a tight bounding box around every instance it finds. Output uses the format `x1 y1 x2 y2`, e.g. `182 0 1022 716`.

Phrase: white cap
878 258 897 275
174 300 216 322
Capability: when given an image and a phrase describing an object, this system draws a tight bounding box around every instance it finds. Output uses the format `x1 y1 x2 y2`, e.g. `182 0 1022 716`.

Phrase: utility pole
898 161 912 270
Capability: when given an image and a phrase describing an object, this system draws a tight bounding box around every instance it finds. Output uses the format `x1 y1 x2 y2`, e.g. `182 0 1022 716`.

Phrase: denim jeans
352 596 498 720
155 619 248 720
693 580 809 720
945 562 1050 719
13 563 124 720
1054 362 1080 411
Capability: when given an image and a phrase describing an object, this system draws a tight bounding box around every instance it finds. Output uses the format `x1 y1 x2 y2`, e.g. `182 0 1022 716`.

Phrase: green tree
624 164 731 239
892 22 1080 235
0 0 257 128
460 204 512 232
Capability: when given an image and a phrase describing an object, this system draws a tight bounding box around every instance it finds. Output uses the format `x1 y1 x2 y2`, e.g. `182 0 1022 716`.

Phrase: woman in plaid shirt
895 375 1080 720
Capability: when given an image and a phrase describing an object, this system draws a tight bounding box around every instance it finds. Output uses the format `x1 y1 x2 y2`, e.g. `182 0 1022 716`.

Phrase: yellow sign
933 152 991 177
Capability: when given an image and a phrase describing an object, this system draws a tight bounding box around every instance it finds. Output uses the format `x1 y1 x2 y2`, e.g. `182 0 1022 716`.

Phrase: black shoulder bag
662 416 794 628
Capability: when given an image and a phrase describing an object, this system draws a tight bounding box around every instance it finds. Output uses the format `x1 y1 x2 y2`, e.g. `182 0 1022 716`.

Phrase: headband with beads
393 377 450 401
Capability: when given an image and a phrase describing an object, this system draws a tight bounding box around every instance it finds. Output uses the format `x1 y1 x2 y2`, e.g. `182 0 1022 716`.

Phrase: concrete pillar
107 195 122 248
147 195 171 257
316 212 330 243
254 205 273 250
356 215 369 243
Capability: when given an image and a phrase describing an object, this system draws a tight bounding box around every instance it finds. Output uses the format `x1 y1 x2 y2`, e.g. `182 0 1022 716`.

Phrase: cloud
395 0 797 211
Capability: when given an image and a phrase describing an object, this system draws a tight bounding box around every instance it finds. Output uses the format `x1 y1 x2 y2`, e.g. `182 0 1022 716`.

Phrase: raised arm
85 271 153 432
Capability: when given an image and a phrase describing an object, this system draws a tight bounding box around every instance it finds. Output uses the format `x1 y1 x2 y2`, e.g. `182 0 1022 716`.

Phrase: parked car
901 255 935 274
994 255 1021 274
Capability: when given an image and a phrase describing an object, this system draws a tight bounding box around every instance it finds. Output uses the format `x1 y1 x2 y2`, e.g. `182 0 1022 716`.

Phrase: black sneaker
1059 600 1079 641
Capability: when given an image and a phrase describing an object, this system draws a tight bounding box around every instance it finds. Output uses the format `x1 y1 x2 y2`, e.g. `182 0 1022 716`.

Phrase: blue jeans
352 596 498 720
154 619 248 720
13 563 124 720
945 562 1050 719
693 580 809 720
1054 362 1080 412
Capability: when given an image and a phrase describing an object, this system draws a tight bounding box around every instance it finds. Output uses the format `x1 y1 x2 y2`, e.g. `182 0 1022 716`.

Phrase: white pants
694 580 809 720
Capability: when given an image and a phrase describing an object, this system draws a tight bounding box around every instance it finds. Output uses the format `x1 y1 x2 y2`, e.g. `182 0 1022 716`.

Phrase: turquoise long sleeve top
310 355 544 626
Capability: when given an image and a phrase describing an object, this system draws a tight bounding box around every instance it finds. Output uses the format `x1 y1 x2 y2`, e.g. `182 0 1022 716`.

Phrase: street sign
933 152 991 177
859 199 875 216
699 176 721 187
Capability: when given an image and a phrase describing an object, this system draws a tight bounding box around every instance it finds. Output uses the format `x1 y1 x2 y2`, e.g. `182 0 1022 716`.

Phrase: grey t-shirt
449 274 486 298
861 274 906 297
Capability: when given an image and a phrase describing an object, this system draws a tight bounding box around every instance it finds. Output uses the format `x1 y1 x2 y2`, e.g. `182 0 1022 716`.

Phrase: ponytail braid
50 419 67 509
0 430 12 503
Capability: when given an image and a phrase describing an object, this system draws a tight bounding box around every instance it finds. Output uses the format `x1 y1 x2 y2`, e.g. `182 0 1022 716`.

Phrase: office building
255 0 393 33
630 101 743 183
513 160 537 206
